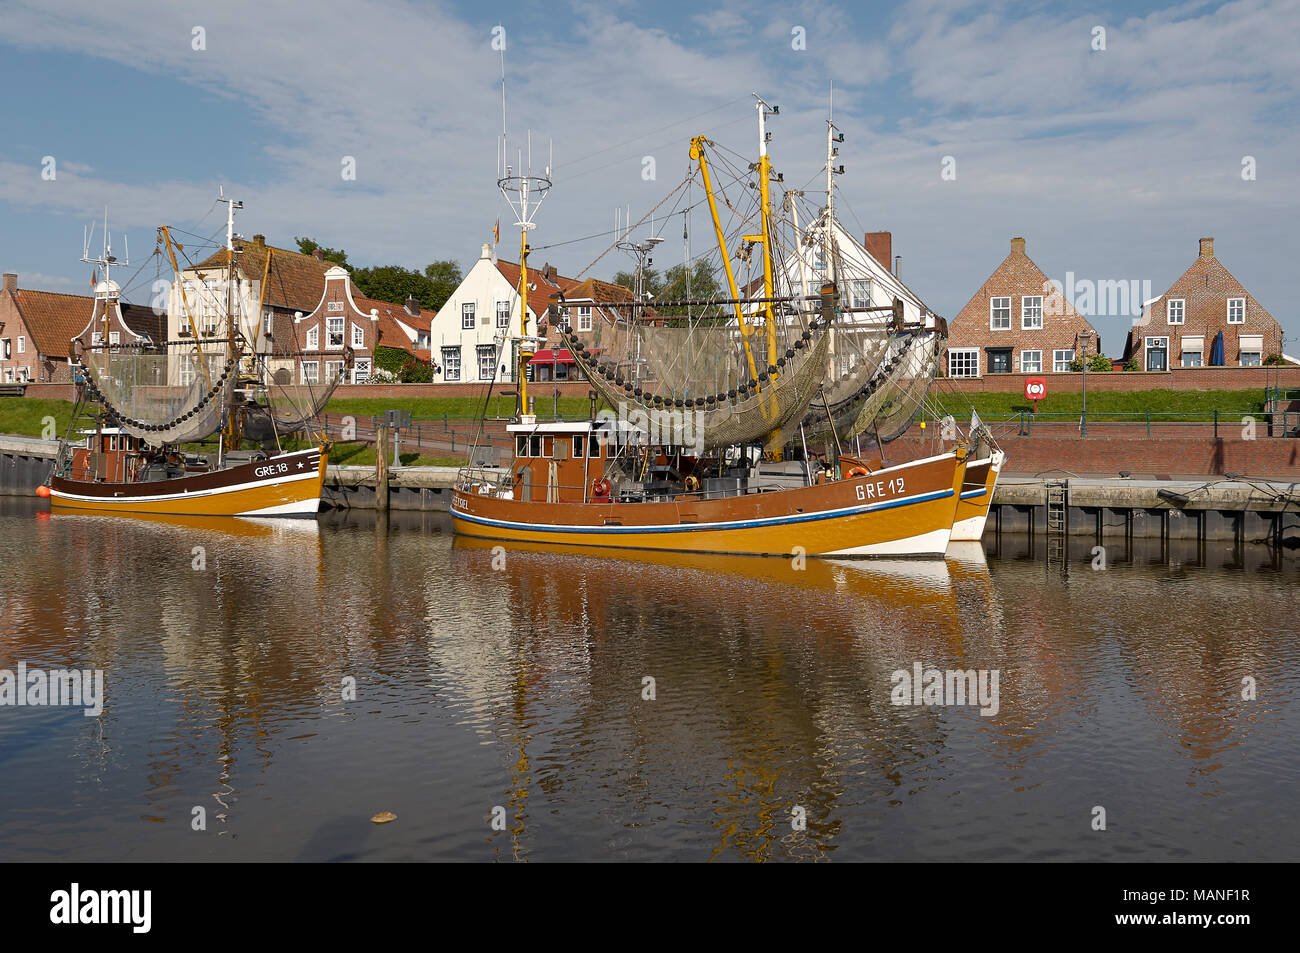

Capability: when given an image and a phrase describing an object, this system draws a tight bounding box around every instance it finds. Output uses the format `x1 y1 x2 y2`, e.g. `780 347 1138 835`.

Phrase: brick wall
884 431 1300 479
938 364 1300 394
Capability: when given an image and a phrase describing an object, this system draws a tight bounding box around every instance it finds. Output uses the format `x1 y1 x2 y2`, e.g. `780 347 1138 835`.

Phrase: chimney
253 234 266 247
1011 237 1026 255
312 248 324 262
864 231 892 268
893 255 901 278
404 294 419 316
2 273 15 293
480 243 492 260
1199 237 1214 258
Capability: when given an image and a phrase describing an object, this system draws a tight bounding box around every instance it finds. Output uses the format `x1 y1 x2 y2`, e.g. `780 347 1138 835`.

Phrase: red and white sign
1024 378 1046 401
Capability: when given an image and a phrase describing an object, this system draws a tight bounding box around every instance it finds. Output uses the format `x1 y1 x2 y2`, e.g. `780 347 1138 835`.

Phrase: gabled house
944 237 1100 378
430 243 580 384
0 272 164 383
272 266 434 385
169 235 429 385
1123 237 1284 370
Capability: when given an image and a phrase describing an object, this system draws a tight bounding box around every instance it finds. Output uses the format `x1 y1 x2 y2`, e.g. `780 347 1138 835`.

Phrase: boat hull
452 451 965 558
949 450 1003 542
48 446 328 517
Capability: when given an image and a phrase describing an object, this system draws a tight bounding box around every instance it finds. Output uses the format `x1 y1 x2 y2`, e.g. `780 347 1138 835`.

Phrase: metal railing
972 410 1296 438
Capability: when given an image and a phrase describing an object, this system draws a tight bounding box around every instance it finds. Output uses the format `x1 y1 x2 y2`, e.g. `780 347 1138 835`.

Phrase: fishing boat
44 198 332 517
452 97 966 557
950 449 1004 542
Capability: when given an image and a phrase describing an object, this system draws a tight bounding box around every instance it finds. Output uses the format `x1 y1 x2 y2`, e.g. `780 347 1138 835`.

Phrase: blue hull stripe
453 488 954 536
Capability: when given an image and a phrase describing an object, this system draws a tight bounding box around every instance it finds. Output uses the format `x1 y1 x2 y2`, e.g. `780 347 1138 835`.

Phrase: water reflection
0 498 1296 861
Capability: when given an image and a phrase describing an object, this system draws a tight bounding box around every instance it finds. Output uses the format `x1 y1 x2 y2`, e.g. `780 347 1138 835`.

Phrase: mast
690 135 760 392
217 189 244 461
752 96 783 456
497 53 552 422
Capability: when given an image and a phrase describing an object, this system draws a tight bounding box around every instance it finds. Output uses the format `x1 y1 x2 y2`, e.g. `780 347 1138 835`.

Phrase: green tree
294 237 349 268
351 260 462 312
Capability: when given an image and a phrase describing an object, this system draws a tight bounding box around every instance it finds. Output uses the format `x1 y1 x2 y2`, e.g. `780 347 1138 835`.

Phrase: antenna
81 205 127 288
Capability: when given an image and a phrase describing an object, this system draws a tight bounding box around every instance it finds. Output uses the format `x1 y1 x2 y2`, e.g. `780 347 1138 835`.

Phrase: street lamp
1078 330 1093 438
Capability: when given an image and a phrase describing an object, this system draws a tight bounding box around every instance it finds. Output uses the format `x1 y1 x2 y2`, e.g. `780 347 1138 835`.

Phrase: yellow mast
690 135 760 390
517 228 531 415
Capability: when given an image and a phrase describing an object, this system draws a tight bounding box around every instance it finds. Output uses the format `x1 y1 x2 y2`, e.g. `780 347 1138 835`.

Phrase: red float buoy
36 485 51 498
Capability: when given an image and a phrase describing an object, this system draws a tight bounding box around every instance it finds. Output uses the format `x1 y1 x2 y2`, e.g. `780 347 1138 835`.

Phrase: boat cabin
506 416 652 503
64 428 202 484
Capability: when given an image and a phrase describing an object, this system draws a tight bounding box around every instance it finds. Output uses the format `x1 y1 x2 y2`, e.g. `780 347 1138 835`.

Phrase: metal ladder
1046 480 1068 567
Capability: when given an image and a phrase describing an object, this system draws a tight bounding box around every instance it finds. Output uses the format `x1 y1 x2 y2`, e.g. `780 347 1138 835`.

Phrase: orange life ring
846 466 870 479
590 477 611 499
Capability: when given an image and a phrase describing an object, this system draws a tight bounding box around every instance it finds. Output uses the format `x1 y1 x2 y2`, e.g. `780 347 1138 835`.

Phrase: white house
430 243 578 384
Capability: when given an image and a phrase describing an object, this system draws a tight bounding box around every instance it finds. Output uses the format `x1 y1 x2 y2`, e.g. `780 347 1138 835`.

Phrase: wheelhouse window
990 297 1011 331
441 346 461 381
1167 299 1185 325
462 303 475 329
529 435 542 457
1021 350 1042 373
1227 298 1245 324
1021 296 1043 330
572 435 585 458
948 348 979 378
1053 349 1074 372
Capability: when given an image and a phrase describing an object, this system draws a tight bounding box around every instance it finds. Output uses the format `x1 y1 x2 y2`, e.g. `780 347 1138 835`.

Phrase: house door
987 348 1012 374
1145 337 1168 371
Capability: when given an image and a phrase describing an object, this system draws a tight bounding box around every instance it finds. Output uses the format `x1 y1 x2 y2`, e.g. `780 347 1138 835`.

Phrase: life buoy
590 477 611 499
846 466 870 479
684 475 700 492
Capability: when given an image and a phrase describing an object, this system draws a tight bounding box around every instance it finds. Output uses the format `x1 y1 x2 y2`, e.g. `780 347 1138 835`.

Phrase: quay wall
939 365 1300 393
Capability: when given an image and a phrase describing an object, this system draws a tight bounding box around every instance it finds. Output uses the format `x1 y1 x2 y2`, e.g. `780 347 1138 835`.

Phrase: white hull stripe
50 465 321 505
453 487 954 535
825 527 952 557
960 488 988 499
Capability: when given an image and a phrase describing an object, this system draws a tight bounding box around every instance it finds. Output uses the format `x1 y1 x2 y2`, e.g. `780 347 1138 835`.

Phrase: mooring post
376 422 390 513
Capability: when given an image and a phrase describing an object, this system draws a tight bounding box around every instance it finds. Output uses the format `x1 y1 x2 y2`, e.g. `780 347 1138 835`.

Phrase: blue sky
1 0 1297 355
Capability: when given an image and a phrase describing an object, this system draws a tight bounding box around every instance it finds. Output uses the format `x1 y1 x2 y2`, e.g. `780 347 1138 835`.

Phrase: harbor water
0 497 1296 861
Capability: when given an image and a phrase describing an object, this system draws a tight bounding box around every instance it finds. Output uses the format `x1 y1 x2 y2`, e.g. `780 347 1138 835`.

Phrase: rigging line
553 97 748 172
559 112 754 183
574 177 690 280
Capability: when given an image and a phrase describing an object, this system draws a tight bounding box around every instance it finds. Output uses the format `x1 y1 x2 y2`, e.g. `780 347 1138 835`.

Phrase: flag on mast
493 219 499 244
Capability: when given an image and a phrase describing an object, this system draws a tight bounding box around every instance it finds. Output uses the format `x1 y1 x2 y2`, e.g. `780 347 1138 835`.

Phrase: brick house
273 265 434 385
944 237 1101 378
1122 237 1283 371
1 272 163 383
173 236 430 386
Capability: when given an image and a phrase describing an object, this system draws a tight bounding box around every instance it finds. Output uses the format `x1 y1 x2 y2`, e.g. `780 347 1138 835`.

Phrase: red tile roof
190 239 334 313
4 288 159 359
